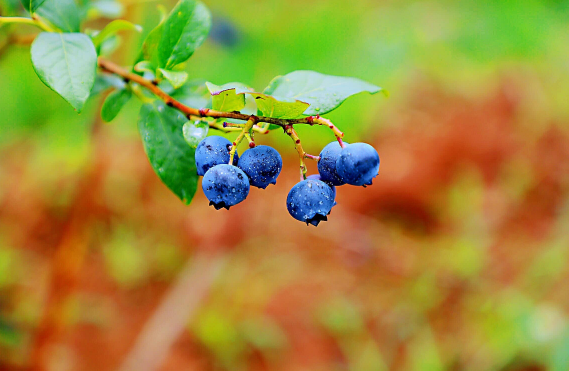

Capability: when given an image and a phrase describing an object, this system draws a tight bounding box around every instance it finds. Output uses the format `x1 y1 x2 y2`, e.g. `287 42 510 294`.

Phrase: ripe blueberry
317 141 348 186
336 143 380 186
202 164 249 210
238 145 283 189
287 179 336 226
195 136 239 176
307 174 336 200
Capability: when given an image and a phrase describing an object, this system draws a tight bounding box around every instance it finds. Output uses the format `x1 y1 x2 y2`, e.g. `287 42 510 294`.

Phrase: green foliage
2 0 381 207
158 68 188 89
92 19 142 47
205 82 248 112
249 92 309 119
35 0 80 32
264 70 384 115
138 101 198 204
31 33 97 112
20 0 46 13
158 0 211 69
137 21 165 69
101 88 132 122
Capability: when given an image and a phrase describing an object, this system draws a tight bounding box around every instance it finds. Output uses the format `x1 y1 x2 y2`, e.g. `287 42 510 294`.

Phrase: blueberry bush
0 0 385 225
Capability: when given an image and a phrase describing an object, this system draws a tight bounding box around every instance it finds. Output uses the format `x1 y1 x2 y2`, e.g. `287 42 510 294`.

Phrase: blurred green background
1 0 569 370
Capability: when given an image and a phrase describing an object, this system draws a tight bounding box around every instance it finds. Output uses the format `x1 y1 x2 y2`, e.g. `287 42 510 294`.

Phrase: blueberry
209 17 241 48
202 164 249 210
195 136 239 176
317 141 349 186
336 143 380 186
238 145 283 189
307 174 336 200
287 179 336 226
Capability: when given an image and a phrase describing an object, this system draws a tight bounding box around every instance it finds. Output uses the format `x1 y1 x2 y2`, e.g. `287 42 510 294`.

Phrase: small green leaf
133 5 168 71
134 61 155 74
31 32 97 112
137 20 164 70
138 101 198 204
248 93 309 119
101 88 132 122
20 0 46 13
92 19 142 47
158 68 188 89
205 82 248 112
264 70 384 116
36 0 80 33
182 120 208 148
158 0 211 69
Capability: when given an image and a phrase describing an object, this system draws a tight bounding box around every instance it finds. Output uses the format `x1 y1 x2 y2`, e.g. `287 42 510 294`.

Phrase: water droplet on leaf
183 121 209 148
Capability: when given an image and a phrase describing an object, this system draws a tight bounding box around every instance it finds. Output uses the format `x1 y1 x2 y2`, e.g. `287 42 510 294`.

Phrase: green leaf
158 0 211 69
182 120 208 148
133 5 168 71
248 93 309 119
101 88 132 122
36 0 80 33
158 68 188 89
20 0 46 13
31 32 97 112
137 20 164 70
264 70 384 116
92 20 142 47
138 101 197 204
133 61 154 75
205 82 248 112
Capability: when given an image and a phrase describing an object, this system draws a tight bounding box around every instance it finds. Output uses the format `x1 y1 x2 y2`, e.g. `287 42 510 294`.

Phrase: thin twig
284 125 311 180
97 57 344 138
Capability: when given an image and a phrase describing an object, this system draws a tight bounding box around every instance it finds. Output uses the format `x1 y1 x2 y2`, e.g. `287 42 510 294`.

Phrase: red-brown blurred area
2 0 569 370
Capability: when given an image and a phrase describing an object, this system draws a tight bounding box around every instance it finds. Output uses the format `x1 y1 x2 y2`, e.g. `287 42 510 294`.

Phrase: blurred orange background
1 0 569 370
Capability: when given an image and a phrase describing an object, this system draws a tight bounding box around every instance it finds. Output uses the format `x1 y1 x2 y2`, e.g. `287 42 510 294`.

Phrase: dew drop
183 121 209 148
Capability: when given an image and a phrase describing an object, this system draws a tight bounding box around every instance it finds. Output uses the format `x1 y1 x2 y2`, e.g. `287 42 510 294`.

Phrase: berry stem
222 122 244 128
229 117 257 164
96 58 343 138
245 133 255 147
285 125 308 180
305 153 321 161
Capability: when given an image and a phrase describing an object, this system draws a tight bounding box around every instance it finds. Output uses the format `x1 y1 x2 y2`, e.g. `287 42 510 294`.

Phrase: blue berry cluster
195 136 380 226
196 136 282 209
